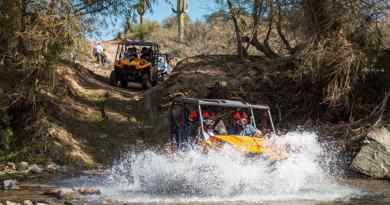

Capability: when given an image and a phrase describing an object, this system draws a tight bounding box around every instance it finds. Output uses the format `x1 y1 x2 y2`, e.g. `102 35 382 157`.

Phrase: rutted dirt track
43 43 151 167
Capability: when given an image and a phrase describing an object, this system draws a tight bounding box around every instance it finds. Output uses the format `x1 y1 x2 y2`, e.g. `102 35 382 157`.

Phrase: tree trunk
227 0 245 59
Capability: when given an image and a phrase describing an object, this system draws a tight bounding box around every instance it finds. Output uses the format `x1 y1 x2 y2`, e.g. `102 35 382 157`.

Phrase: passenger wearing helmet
228 111 260 136
199 111 216 140
184 111 199 144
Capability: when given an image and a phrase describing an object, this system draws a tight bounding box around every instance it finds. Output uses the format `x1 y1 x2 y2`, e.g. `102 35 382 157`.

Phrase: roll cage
170 97 276 145
115 40 160 67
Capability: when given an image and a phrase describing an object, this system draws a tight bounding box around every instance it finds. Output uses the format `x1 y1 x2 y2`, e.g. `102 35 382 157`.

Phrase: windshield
180 104 273 138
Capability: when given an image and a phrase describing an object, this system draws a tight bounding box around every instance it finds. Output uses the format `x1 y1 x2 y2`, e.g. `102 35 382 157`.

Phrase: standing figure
95 42 104 64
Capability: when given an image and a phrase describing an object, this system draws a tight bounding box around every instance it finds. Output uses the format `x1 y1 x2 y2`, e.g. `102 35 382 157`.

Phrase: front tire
120 79 128 88
142 73 152 89
109 70 118 86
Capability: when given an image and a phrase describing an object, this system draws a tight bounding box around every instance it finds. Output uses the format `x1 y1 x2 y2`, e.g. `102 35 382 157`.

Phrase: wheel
151 67 158 86
120 79 128 88
109 70 118 86
142 73 152 89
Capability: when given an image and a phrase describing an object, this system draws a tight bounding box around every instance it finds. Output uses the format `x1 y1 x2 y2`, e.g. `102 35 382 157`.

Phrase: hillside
1 44 153 167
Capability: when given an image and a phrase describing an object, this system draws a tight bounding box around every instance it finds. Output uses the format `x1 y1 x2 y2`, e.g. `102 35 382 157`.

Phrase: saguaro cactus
176 0 187 41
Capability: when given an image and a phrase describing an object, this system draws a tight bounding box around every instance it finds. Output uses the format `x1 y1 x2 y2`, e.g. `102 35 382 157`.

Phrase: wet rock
99 134 108 139
57 165 69 173
22 200 33 205
2 179 18 190
77 187 101 195
0 164 6 171
28 164 43 174
102 200 114 205
46 163 58 172
6 162 16 170
351 127 390 178
44 188 79 200
17 161 29 171
5 201 20 205
81 170 104 176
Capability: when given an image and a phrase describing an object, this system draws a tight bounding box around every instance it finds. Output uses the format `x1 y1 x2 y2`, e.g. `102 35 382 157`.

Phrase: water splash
92 131 359 203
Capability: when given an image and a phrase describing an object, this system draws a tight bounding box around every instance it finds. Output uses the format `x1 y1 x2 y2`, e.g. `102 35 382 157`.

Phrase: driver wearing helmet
200 111 216 140
229 111 261 136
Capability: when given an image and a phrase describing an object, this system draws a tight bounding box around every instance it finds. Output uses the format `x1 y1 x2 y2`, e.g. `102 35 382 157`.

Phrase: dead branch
275 0 293 53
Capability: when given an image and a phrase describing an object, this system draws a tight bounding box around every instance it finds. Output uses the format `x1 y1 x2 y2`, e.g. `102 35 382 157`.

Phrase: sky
96 0 219 40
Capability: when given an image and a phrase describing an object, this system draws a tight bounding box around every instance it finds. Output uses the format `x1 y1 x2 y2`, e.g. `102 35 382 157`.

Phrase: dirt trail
42 41 153 167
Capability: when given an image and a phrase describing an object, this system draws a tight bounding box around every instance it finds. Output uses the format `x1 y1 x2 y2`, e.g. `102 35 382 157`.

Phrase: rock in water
77 187 101 195
5 201 20 205
22 200 33 205
351 127 390 178
2 180 18 190
28 164 43 174
44 188 79 200
6 162 16 170
17 161 29 171
46 163 58 172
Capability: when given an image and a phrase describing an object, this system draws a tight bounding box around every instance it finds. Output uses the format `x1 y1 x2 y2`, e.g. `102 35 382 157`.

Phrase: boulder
28 164 43 174
99 134 108 139
351 127 390 178
46 163 58 172
57 165 69 173
5 201 20 205
2 179 18 190
0 164 6 171
17 161 29 171
22 200 33 205
35 203 48 205
6 162 16 170
76 187 101 195
44 188 80 200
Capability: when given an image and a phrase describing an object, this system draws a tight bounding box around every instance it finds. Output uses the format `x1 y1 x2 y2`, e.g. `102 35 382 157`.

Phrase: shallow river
49 132 390 205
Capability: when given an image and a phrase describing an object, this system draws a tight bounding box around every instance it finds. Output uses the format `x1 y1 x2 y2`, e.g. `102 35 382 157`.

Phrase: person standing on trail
95 42 104 64
92 44 97 60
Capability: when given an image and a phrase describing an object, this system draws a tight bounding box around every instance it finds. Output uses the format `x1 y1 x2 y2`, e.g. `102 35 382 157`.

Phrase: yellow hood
206 135 287 160
115 58 152 70
210 135 267 154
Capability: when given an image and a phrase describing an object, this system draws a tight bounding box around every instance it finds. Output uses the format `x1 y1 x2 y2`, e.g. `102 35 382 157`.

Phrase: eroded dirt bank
1 49 389 204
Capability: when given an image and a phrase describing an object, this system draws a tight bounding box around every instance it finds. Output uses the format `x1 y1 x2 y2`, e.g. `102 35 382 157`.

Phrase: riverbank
1 50 389 203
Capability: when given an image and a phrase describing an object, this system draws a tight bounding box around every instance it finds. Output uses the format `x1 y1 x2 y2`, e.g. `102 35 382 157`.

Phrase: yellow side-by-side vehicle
170 97 287 160
110 40 167 89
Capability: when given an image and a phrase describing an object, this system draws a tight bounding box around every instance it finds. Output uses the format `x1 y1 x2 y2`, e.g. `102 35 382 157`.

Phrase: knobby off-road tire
109 70 118 86
120 79 128 88
142 73 153 89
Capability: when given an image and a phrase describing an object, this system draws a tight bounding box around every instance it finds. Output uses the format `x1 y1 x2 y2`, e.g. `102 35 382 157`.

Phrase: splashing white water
87 131 359 203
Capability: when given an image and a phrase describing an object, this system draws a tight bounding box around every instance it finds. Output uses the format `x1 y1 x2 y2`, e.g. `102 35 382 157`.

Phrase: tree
176 0 188 41
215 0 389 105
135 0 154 25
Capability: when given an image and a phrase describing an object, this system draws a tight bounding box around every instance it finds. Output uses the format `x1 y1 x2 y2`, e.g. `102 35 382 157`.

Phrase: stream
2 132 390 204
50 132 390 205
